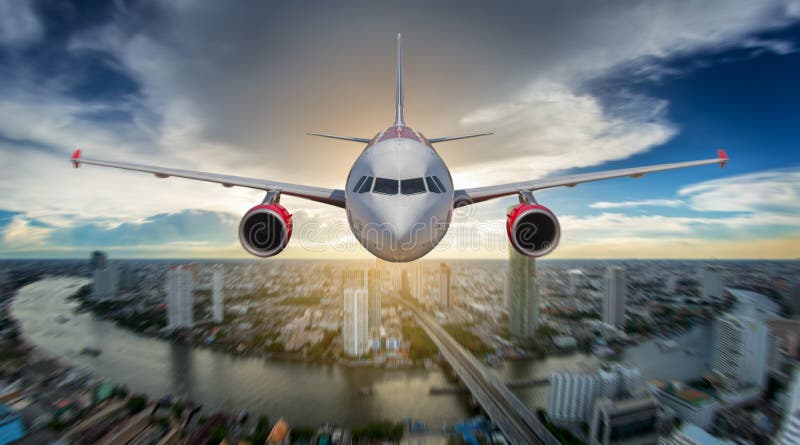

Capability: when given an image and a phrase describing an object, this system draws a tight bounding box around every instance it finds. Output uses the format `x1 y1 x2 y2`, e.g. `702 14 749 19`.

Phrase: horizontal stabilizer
428 132 493 143
306 133 371 144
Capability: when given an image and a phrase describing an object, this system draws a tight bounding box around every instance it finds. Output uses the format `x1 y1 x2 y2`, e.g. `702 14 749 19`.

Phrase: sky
0 0 798 260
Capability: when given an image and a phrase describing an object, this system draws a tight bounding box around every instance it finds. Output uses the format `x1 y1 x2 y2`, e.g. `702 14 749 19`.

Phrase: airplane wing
70 150 345 208
453 150 728 207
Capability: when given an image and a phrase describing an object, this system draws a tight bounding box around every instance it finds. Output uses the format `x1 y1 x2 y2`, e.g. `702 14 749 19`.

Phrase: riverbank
10 276 472 427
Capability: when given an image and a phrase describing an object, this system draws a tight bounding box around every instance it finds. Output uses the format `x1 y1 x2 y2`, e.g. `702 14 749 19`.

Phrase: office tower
167 265 194 329
711 312 768 392
701 266 724 299
89 250 107 271
439 263 452 309
92 263 118 300
401 269 409 294
343 285 369 357
589 396 669 445
212 267 224 323
547 371 599 424
603 266 625 329
506 236 538 338
367 267 381 332
774 370 800 445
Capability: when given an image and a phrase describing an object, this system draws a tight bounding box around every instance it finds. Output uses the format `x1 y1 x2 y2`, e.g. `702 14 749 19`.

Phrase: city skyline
0 2 797 259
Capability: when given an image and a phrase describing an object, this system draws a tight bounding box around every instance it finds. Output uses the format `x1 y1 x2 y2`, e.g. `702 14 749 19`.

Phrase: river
11 276 713 426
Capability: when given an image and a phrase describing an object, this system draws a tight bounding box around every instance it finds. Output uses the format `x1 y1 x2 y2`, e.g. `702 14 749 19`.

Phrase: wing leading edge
70 150 345 208
454 150 729 207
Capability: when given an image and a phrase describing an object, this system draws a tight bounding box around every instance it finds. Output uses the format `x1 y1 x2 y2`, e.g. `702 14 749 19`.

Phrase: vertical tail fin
394 33 405 127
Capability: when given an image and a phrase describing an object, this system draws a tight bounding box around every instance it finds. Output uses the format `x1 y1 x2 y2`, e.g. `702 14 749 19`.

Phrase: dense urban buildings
603 266 626 329
505 238 539 339
166 265 194 329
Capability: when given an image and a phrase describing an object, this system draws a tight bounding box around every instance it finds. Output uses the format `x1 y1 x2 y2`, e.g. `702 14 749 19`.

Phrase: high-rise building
367 267 382 332
775 370 800 445
439 263 452 309
603 266 625 329
89 251 107 271
547 370 599 424
212 267 224 324
92 263 118 300
343 284 369 357
343 267 367 289
701 266 724 300
547 363 644 426
167 265 194 329
711 312 768 392
506 236 538 339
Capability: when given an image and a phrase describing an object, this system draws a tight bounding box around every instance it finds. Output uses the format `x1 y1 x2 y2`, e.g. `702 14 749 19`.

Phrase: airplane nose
360 205 431 259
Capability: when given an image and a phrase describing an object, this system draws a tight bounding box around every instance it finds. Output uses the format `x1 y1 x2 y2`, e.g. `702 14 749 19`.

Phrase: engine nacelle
506 203 561 257
239 204 293 257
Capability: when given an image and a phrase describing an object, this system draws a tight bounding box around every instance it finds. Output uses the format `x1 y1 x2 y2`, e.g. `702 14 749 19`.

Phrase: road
397 298 560 445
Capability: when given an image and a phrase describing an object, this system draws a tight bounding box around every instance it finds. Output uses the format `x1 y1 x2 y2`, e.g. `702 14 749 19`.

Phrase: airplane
71 34 729 263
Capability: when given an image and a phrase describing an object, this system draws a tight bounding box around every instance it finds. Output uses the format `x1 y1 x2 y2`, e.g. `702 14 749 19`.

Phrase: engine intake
506 203 560 257
239 204 293 257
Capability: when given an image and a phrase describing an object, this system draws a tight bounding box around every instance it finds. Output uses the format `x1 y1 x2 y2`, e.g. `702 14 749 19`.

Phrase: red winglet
717 149 728 168
71 149 82 168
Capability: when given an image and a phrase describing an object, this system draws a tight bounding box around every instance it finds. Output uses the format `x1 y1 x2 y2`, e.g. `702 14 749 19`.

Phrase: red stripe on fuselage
377 126 420 142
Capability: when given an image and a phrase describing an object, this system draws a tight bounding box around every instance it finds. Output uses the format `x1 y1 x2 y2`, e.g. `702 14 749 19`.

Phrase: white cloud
0 1 43 48
452 82 676 187
589 199 685 209
678 168 800 213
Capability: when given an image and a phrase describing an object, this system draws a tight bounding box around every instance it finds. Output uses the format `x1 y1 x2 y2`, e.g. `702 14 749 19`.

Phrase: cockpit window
425 176 441 193
401 178 426 195
352 176 367 192
432 176 447 192
357 176 374 193
373 177 398 195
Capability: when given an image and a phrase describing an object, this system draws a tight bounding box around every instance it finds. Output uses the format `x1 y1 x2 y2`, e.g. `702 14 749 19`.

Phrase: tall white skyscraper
167 265 194 329
702 266 724 299
212 267 224 324
92 263 118 300
711 312 768 392
547 371 599 424
603 267 626 329
343 269 369 357
506 235 538 339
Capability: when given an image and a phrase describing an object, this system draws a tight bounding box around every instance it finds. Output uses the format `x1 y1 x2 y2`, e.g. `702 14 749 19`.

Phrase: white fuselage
345 126 453 262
